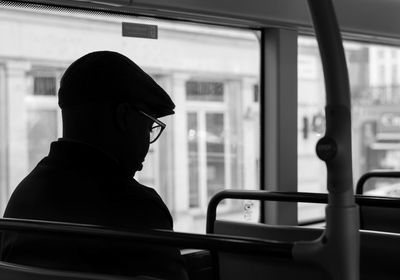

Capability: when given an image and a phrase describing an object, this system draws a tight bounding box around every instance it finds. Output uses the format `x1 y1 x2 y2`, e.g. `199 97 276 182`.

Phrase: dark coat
0 140 186 279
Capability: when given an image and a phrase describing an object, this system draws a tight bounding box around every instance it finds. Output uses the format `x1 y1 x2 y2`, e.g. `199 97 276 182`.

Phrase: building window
27 73 61 171
186 110 228 209
187 113 200 208
186 81 224 102
33 77 57 96
205 113 225 199
186 80 228 209
253 84 259 103
392 65 398 85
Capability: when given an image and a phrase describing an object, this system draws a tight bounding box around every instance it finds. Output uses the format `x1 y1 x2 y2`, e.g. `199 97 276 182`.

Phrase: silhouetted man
0 51 188 280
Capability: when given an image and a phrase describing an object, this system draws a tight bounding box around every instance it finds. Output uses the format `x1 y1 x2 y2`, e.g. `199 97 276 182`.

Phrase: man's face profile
114 102 153 174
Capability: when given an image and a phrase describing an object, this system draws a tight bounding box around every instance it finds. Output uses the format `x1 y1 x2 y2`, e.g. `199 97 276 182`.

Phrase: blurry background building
1 5 400 232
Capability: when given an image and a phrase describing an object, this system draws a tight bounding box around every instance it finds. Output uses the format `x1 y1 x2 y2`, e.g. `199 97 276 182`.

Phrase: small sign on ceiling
122 22 158 39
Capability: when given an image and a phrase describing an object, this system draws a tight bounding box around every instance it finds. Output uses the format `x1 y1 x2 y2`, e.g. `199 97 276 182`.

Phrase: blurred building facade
1 5 400 231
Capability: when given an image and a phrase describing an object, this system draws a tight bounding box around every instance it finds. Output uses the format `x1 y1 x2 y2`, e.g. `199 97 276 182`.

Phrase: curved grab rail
356 170 400 194
307 0 354 204
206 190 327 233
0 218 293 259
206 190 400 233
297 1 359 279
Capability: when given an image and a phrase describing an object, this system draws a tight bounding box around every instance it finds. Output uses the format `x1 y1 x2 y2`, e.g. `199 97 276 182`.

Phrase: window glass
206 113 225 199
298 36 400 222
0 4 260 232
187 112 200 208
27 110 58 170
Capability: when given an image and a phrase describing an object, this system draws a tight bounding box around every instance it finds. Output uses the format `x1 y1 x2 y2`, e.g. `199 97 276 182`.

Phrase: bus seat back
360 205 400 233
214 220 328 280
214 220 400 280
0 261 158 280
218 252 327 280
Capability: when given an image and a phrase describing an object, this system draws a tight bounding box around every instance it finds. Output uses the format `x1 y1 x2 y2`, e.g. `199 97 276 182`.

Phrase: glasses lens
149 125 162 143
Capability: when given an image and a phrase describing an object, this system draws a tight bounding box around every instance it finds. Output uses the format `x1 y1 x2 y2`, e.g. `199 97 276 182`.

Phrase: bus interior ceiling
1 0 400 279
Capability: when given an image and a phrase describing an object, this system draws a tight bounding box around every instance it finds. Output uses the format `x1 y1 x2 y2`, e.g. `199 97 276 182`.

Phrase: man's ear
115 102 131 132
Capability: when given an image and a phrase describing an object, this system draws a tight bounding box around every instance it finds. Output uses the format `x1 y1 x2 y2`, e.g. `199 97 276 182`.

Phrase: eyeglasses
138 110 166 143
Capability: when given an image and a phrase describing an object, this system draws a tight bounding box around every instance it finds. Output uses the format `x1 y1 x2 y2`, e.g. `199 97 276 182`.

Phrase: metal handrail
206 190 400 233
206 191 326 233
0 218 293 259
356 170 400 194
296 1 359 278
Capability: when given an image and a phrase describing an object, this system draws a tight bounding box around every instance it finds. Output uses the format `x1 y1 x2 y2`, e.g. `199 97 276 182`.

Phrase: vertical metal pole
293 0 360 279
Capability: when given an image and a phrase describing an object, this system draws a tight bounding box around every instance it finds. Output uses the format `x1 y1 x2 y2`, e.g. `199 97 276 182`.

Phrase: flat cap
58 51 175 118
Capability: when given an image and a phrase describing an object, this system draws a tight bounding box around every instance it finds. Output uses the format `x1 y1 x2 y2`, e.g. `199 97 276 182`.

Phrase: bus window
0 3 260 233
298 35 400 223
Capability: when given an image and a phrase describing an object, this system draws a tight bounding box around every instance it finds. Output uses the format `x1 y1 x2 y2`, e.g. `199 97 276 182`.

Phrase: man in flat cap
1 51 188 280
